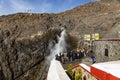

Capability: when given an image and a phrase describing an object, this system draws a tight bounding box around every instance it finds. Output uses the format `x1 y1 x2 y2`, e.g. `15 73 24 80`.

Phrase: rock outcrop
0 27 62 80
0 28 45 80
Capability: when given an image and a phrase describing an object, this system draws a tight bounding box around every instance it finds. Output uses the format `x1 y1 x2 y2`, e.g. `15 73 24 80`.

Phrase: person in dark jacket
91 54 96 64
69 51 73 62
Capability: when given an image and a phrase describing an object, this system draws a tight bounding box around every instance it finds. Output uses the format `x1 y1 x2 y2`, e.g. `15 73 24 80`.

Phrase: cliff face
0 0 120 80
0 26 62 80
0 28 46 80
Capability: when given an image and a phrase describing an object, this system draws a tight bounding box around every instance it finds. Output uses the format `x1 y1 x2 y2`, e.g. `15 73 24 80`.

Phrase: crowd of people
55 48 96 64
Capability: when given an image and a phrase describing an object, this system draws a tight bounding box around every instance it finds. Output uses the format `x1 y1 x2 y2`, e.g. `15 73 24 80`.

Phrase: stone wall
73 66 98 80
93 40 120 62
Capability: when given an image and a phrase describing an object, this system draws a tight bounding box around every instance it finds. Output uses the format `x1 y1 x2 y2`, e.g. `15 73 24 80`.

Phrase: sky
0 0 98 15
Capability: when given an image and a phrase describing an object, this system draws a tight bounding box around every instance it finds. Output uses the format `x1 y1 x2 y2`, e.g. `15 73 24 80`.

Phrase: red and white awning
91 60 120 80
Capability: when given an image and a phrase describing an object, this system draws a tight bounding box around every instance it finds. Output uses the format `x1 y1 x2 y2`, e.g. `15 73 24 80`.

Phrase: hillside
0 0 120 80
0 1 120 39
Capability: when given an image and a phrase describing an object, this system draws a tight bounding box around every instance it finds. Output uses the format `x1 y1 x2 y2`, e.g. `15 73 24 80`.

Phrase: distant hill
0 0 120 39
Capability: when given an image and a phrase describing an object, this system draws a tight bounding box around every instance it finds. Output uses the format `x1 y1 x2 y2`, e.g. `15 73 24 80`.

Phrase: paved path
63 57 92 69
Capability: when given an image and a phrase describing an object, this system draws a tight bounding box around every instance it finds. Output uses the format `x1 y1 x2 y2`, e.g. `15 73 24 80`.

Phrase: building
73 60 120 80
47 59 120 80
91 60 120 80
93 39 120 63
73 63 99 80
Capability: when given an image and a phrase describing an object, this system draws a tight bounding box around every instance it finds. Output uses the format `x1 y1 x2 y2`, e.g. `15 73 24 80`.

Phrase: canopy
91 60 120 80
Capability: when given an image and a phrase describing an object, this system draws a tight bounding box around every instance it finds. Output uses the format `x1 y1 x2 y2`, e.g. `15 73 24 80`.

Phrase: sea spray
47 29 67 62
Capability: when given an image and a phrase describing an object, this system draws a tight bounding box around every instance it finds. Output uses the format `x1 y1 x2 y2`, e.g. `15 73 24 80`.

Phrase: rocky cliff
0 0 120 80
0 27 63 80
0 28 45 80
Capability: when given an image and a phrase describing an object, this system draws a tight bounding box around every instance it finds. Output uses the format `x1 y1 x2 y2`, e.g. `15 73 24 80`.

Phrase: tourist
64 53 68 63
83 48 86 57
91 54 96 64
59 53 62 62
80 49 84 58
70 51 73 62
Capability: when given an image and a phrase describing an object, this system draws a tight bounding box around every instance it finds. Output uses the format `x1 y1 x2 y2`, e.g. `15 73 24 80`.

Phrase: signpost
84 34 91 41
94 33 99 40
84 33 99 41
84 33 99 51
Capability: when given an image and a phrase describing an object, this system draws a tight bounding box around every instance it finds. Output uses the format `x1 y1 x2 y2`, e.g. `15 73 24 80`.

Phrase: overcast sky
0 0 98 15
